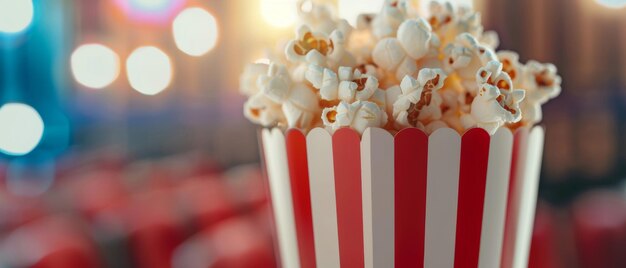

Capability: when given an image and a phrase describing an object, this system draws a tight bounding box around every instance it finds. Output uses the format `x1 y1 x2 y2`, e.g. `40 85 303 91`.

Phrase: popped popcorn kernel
298 33 332 56
517 60 562 124
497 51 523 86
244 93 285 128
240 1 561 135
427 1 454 32
371 0 409 40
393 68 447 128
296 0 349 35
464 61 525 134
321 100 388 134
286 25 335 65
239 63 269 97
306 64 379 103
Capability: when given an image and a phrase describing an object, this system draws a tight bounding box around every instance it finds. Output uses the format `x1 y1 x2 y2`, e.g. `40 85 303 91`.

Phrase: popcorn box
260 126 544 268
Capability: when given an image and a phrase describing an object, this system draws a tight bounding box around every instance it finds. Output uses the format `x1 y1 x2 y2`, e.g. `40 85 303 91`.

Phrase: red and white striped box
260 126 545 268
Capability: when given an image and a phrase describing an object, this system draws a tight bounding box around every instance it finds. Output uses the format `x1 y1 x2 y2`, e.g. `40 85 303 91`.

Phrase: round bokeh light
0 103 44 156
126 46 173 96
71 44 120 89
0 0 34 34
172 7 218 56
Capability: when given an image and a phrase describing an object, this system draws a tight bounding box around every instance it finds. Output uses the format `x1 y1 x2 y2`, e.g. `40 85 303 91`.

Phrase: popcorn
393 68 447 128
356 14 375 31
518 60 562 124
321 101 388 134
296 0 351 36
240 1 561 136
523 61 562 103
479 30 500 50
326 30 357 68
347 15 378 64
354 63 385 79
441 109 466 133
383 85 402 117
397 18 434 60
372 18 439 81
426 1 455 34
239 63 269 97
305 64 338 100
258 63 321 129
371 0 409 40
451 9 483 42
285 25 336 66
497 51 523 87
462 61 525 134
427 1 494 49
444 33 497 94
306 64 380 103
372 38 408 73
244 93 285 127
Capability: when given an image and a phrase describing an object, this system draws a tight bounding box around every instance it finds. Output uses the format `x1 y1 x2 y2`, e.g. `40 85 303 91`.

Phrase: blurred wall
481 0 626 202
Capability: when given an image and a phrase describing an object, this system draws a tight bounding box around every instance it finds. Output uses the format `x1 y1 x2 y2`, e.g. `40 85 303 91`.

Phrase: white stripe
424 128 461 268
478 128 514 268
262 128 301 268
361 128 394 268
512 126 544 268
306 128 341 268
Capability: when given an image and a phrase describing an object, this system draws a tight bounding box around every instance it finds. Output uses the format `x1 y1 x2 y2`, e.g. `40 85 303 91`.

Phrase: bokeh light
126 46 173 95
0 0 34 34
260 0 298 28
71 44 120 89
0 103 44 156
172 7 218 57
113 0 186 23
595 0 626 8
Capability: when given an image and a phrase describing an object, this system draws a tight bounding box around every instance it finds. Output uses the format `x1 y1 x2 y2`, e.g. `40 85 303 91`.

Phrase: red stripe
332 128 364 268
394 128 428 267
286 130 316 268
454 128 491 268
501 129 529 268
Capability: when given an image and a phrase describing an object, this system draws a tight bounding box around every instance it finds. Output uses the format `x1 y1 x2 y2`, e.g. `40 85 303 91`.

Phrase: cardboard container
260 126 545 268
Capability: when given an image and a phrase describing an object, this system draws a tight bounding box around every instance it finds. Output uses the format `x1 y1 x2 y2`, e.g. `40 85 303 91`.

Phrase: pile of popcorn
240 0 561 135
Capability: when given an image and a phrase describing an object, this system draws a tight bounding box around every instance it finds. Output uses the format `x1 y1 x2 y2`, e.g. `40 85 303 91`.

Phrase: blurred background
1 0 626 267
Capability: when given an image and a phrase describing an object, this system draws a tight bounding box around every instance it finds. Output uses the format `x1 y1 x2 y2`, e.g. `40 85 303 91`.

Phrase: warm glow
0 0 34 33
173 7 218 56
126 46 173 95
255 58 271 64
595 0 626 8
419 0 473 14
338 0 384 26
71 44 120 89
0 103 44 156
260 0 298 28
